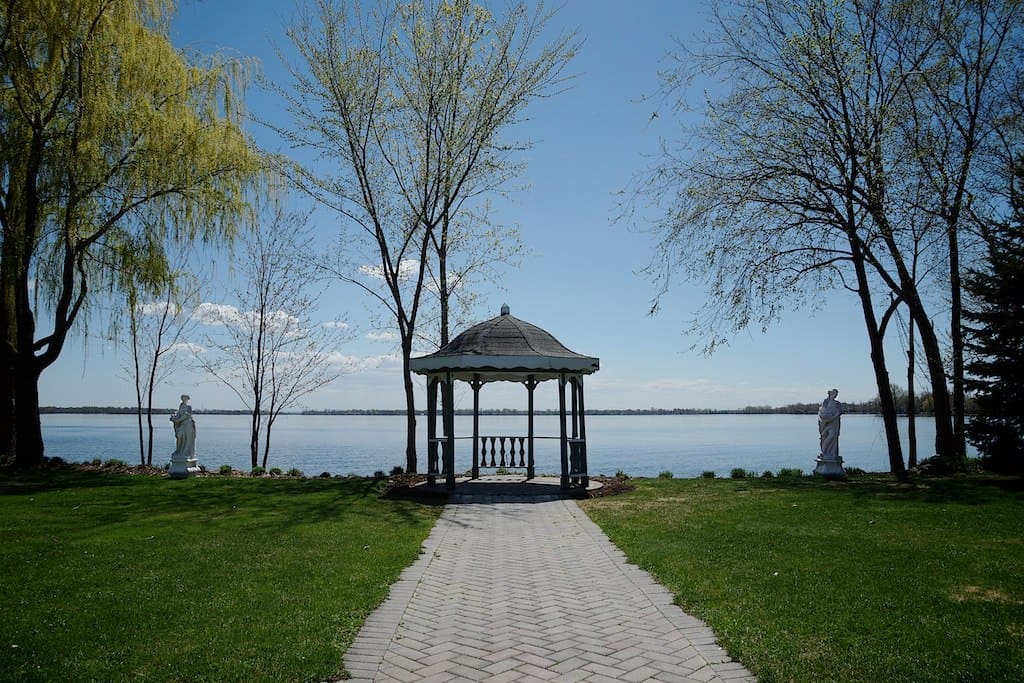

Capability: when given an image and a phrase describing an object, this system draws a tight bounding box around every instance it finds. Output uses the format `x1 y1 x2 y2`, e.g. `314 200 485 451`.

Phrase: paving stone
340 485 755 682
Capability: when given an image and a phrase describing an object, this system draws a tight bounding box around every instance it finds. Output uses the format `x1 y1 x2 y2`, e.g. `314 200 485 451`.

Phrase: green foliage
729 467 747 479
90 458 102 466
270 467 284 476
760 470 775 478
286 468 304 478
103 459 127 467
964 175 1024 474
373 470 386 480
390 466 405 476
218 464 233 476
777 468 804 478
251 466 266 476
701 471 716 479
582 476 1024 682
657 470 674 479
0 470 439 681
0 0 265 466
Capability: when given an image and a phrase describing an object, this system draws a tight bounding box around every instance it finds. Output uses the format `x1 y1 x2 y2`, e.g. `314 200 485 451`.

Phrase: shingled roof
409 305 600 381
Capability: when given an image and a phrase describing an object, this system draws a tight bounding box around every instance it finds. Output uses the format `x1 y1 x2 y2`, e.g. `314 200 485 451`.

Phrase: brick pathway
343 489 755 682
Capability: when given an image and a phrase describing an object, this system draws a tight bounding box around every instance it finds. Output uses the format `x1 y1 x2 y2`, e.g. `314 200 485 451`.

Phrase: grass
0 469 441 682
580 474 1024 683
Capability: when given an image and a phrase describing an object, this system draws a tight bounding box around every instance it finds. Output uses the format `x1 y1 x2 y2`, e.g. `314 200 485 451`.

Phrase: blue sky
39 0 914 412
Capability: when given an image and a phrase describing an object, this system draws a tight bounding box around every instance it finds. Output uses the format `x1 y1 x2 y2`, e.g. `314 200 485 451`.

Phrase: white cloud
324 352 402 372
137 301 179 316
323 320 350 330
365 331 399 342
194 302 242 325
166 342 205 355
358 259 420 282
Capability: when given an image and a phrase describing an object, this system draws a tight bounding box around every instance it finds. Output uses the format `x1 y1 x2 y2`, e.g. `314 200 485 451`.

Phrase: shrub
373 470 386 480
287 468 303 478
658 470 674 479
319 471 331 478
730 467 747 479
90 458 102 466
251 466 266 476
104 458 127 467
701 471 716 479
198 464 207 472
270 467 283 476
164 462 171 471
615 470 629 480
760 470 775 478
845 466 866 476
218 464 233 476
778 468 804 478
390 465 405 476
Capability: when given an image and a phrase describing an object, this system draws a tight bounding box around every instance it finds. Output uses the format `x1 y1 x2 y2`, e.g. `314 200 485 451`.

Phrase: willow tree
276 0 575 473
0 0 263 467
639 0 1021 475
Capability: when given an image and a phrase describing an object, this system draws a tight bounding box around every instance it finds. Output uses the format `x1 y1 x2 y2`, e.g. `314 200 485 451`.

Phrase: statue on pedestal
169 394 199 478
814 388 847 479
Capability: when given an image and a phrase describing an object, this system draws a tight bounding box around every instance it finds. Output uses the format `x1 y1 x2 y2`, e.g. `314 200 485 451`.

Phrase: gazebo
409 305 600 491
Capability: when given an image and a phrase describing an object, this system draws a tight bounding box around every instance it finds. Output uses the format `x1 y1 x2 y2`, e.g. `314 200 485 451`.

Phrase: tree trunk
948 225 967 467
851 240 907 480
907 316 917 469
905 301 956 464
249 408 260 470
401 338 418 474
12 363 45 467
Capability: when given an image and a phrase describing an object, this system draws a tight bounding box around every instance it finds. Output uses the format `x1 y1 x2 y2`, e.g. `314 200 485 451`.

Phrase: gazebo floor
418 474 602 501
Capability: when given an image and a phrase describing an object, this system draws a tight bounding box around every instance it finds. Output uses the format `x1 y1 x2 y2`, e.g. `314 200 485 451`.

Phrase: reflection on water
41 413 965 478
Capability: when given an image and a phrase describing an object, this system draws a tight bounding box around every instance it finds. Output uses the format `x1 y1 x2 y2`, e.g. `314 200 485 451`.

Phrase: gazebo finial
500 303 510 316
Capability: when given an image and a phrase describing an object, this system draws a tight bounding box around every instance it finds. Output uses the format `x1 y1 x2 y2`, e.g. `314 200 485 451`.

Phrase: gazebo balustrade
478 435 528 469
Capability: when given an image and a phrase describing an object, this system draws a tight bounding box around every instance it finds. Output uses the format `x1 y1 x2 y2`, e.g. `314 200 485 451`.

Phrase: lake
40 413 963 477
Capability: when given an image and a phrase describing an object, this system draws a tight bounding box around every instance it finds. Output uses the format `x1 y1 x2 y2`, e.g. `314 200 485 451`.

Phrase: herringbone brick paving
343 487 755 682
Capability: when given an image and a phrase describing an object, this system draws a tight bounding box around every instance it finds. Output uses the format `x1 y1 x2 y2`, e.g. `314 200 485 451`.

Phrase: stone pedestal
813 456 846 480
169 456 199 479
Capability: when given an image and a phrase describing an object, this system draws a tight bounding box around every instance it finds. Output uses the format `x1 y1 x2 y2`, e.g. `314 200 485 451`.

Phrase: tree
638 0 1022 477
963 159 1024 474
195 205 347 470
276 0 576 472
122 262 200 466
0 0 263 467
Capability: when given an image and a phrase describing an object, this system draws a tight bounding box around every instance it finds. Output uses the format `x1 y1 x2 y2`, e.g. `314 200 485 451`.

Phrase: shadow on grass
707 472 1024 506
0 467 439 530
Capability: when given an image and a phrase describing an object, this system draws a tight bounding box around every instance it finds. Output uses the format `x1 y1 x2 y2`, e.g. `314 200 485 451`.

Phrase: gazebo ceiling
409 305 600 382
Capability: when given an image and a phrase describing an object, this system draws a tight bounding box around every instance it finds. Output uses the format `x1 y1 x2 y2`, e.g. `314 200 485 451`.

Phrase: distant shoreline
40 406 898 416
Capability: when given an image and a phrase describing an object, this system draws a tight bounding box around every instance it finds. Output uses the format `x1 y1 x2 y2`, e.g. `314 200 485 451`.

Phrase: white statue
814 388 846 479
169 394 199 478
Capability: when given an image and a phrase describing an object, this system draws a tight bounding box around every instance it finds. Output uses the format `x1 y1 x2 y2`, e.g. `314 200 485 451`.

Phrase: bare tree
122 262 200 466
196 206 347 470
637 0 1021 475
274 0 576 472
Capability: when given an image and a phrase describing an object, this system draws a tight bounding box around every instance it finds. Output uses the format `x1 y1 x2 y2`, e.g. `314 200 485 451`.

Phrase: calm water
40 413 963 477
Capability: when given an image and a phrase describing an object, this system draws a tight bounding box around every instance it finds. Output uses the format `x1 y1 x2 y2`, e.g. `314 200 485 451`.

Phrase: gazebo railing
478 435 528 469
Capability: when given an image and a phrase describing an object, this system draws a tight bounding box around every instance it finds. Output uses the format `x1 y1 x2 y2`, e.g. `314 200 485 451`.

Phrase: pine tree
963 162 1024 474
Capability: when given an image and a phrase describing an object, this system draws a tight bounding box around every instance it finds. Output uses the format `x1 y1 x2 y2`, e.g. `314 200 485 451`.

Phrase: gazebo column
443 372 457 491
426 376 439 487
526 376 538 480
471 375 482 480
559 373 569 490
578 375 589 489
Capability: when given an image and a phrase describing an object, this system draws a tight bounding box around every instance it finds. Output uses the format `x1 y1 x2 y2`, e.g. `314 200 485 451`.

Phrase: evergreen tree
963 162 1024 474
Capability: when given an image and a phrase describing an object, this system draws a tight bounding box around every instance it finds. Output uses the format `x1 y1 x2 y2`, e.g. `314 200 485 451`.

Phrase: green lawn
0 470 441 682
580 475 1024 683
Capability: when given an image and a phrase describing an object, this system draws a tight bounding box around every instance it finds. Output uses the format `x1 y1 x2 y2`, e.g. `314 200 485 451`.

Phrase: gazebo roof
409 305 600 382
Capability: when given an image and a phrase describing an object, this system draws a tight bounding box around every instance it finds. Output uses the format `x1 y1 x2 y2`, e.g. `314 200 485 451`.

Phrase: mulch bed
379 473 635 502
